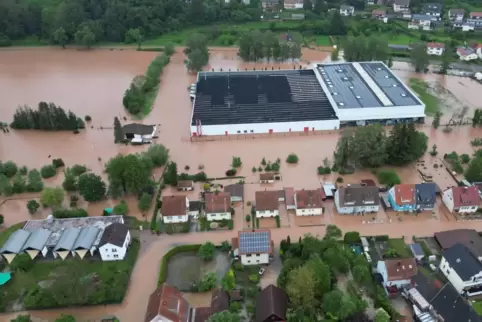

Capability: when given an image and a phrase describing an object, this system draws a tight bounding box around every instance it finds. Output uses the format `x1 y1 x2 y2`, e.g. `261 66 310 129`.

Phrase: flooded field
1 47 482 321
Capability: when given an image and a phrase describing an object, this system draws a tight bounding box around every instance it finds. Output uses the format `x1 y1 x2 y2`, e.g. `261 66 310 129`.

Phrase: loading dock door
304 127 309 132
269 129 273 134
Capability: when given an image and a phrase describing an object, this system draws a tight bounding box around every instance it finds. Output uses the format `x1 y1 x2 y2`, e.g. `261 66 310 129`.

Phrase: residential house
366 0 375 5
426 42 445 56
188 200 202 219
255 191 280 218
260 173 275 184
98 223 130 261
448 8 465 21
256 284 289 322
224 184 244 202
442 186 480 213
284 187 296 210
144 283 193 322
122 123 157 144
409 243 425 261
440 243 482 297
456 47 478 61
415 183 437 210
388 184 416 212
335 185 380 215
372 9 386 19
408 14 434 30
232 230 273 266
470 12 482 19
321 182 336 199
284 0 303 9
435 229 482 261
377 258 418 294
393 0 410 12
463 19 482 30
294 189 325 216
422 3 442 20
194 288 230 321
177 180 194 191
160 195 189 223
340 5 355 16
262 0 279 10
205 192 232 221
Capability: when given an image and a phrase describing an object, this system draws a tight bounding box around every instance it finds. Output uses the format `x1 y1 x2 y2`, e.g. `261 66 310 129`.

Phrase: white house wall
241 253 269 265
206 212 231 221
442 190 455 212
440 256 467 293
99 241 128 261
295 208 323 216
334 105 425 122
162 214 189 223
191 119 340 136
256 209 279 218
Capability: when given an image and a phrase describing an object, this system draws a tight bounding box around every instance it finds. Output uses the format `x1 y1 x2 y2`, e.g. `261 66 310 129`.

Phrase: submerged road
3 219 482 321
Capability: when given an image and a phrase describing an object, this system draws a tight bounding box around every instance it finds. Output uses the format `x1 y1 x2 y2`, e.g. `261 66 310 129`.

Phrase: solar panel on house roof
239 231 270 254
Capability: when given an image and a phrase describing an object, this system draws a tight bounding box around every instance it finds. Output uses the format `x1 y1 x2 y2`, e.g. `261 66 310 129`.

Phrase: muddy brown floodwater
1 47 482 321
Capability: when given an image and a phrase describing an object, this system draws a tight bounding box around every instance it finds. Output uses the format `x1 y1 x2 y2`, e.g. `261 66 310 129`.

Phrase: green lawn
408 78 439 115
387 238 412 258
473 300 482 316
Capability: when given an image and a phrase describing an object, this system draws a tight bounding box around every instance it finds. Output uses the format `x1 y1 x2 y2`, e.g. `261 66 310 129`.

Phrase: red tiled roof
471 12 482 17
255 191 279 211
260 173 275 181
394 184 415 205
144 283 191 322
161 196 187 217
384 258 418 281
452 186 480 208
205 192 231 213
428 42 445 49
295 189 324 209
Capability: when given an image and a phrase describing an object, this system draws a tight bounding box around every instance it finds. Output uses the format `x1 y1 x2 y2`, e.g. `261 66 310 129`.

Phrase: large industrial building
190 62 425 137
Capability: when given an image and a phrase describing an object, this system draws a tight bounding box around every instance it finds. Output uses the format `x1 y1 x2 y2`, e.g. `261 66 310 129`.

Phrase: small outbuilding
410 243 425 261
224 184 244 202
177 180 194 191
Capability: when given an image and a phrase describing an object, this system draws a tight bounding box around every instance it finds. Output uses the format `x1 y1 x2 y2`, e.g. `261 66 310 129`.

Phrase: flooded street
1 47 482 321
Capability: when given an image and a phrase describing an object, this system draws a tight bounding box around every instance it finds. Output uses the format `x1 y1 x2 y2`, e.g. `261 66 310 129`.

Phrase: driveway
260 247 282 289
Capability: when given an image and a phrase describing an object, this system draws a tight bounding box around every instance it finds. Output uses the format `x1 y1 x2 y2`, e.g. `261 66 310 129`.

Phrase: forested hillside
0 0 262 45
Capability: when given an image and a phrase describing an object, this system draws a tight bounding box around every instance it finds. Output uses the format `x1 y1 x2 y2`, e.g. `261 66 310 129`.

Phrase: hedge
158 244 202 286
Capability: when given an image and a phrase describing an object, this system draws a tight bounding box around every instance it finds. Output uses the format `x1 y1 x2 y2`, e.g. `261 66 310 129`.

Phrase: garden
0 239 140 312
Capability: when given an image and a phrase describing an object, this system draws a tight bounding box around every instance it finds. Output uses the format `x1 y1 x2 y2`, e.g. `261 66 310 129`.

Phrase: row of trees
342 35 389 62
409 42 452 74
11 314 76 322
10 102 85 131
238 30 302 62
0 0 262 47
123 45 174 115
184 34 210 72
334 123 428 172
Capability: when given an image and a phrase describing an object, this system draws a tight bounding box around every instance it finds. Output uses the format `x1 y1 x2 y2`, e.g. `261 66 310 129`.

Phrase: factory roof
54 227 82 251
22 228 51 251
73 227 101 250
0 229 31 254
192 69 338 126
316 62 421 109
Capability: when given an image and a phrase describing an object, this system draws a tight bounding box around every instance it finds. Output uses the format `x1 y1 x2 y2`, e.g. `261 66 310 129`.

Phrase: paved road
5 219 482 321
393 56 482 73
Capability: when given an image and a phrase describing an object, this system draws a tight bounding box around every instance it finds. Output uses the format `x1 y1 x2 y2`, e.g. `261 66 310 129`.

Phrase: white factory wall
191 119 340 136
334 105 425 122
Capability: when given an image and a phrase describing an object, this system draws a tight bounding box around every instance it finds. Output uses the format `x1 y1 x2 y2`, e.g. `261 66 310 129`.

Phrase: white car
259 268 265 276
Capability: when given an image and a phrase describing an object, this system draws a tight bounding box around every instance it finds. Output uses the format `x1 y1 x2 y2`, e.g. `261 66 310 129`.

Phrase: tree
323 244 350 274
198 272 217 291
78 173 106 202
208 311 240 322
114 117 124 143
375 308 390 322
27 200 40 214
163 161 178 186
75 25 95 49
3 161 18 177
145 144 169 167
138 192 152 213
12 172 27 194
466 156 482 182
286 265 317 314
53 28 68 48
40 187 65 208
331 48 339 61
386 124 428 165
10 315 31 322
323 290 344 318
352 264 371 285
184 33 209 72
26 169 43 192
351 124 388 167
329 11 347 35
440 45 452 74
0 174 12 196
325 224 342 240
377 170 401 186
41 165 57 178
105 153 153 195
0 214 4 225
305 255 332 297
344 231 361 244
313 0 326 14
387 56 393 68
303 0 312 10
125 28 143 49
432 112 441 129
62 168 78 192
410 42 429 72
113 200 129 215
198 241 215 261
221 269 236 291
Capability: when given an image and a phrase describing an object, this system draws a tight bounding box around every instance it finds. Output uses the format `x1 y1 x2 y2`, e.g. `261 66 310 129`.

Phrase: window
114 254 119 258
237 131 241 134
256 254 260 257
256 260 260 263
244 130 247 133
112 248 117 253
177 216 183 220
446 269 450 275
246 254 252 257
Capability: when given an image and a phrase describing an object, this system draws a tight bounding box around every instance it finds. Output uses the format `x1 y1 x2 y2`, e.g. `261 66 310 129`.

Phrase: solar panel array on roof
239 231 270 254
192 70 338 126
359 62 420 106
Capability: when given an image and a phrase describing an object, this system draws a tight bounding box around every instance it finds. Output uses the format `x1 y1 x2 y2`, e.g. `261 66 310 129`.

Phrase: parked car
259 268 265 276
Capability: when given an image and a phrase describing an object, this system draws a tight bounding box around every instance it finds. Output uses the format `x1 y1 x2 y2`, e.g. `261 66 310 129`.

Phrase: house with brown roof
177 180 194 191
470 12 482 19
427 42 445 56
442 186 480 214
334 185 380 215
144 283 193 322
224 184 244 202
256 284 289 322
435 229 482 261
294 189 325 216
372 9 386 18
232 230 273 265
388 184 416 212
160 196 189 224
255 191 280 218
260 173 276 184
205 192 232 221
377 258 417 294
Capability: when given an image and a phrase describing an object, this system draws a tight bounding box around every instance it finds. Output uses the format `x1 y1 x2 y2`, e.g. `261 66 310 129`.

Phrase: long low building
190 62 425 137
0 215 129 262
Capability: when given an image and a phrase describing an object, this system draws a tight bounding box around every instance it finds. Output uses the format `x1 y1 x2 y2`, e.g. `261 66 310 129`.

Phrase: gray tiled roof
0 229 31 254
54 227 81 251
22 228 51 251
73 227 101 250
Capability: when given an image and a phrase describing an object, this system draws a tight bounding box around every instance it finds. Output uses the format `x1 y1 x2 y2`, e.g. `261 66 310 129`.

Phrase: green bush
2 161 18 178
317 166 331 175
375 235 389 241
377 170 401 187
232 156 242 168
40 165 57 179
113 200 129 215
52 159 65 169
158 244 201 286
461 154 471 164
248 274 259 283
233 262 244 271
336 176 343 183
286 153 299 164
198 272 217 292
275 215 280 228
344 231 361 244
71 164 87 176
52 208 88 218
10 253 34 272
229 301 242 313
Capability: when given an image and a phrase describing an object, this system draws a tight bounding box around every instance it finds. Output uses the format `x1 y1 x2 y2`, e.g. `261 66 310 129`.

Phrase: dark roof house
415 183 436 207
423 3 442 14
224 184 244 201
434 229 482 259
99 223 129 248
237 230 272 255
394 0 410 6
256 284 289 322
122 123 155 136
337 186 380 207
194 288 229 322
443 243 482 281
